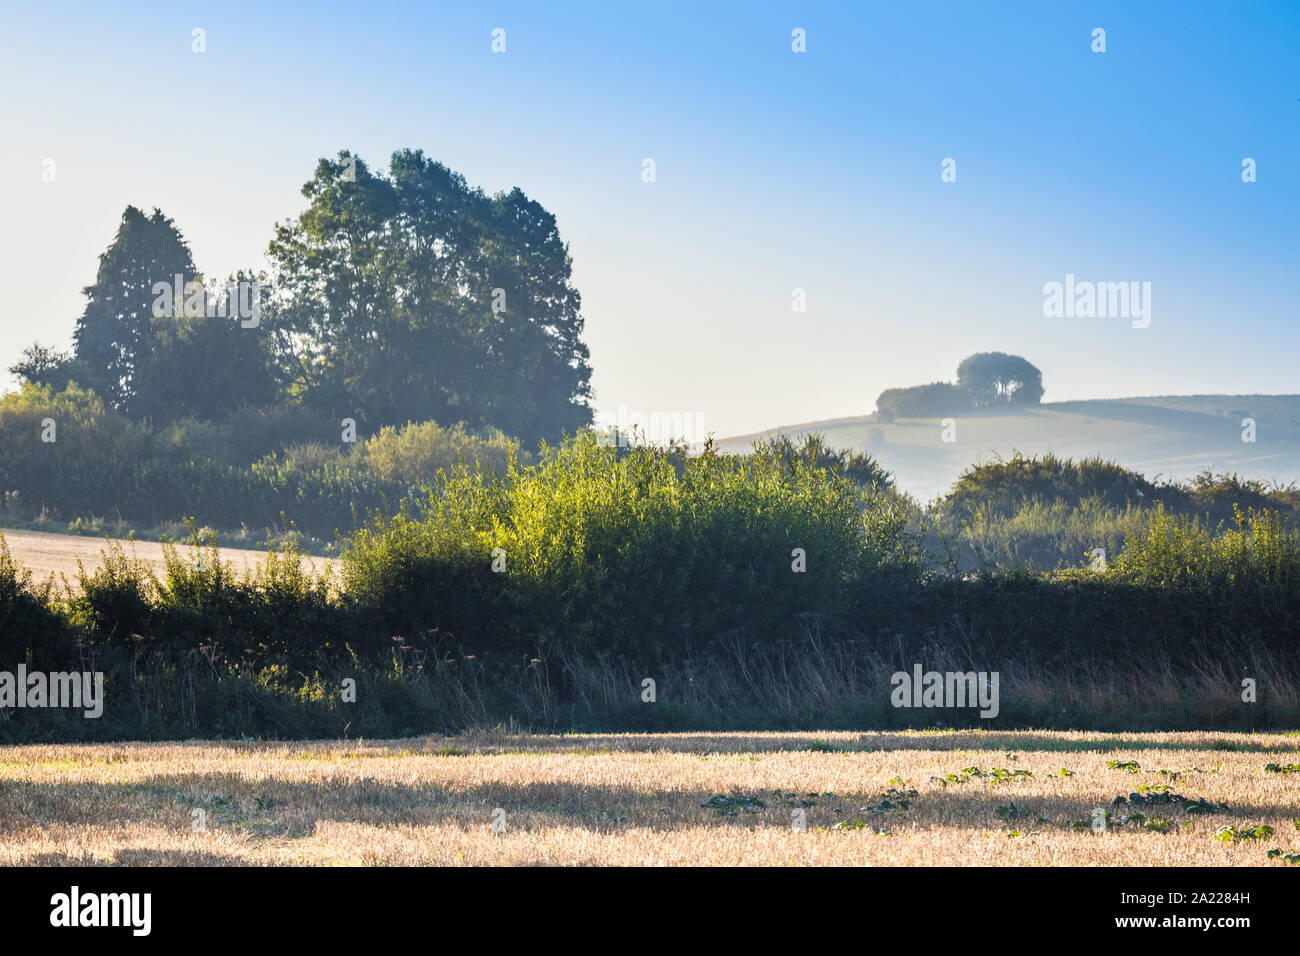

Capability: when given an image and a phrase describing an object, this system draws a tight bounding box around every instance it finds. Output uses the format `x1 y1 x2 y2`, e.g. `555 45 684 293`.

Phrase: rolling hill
717 395 1300 502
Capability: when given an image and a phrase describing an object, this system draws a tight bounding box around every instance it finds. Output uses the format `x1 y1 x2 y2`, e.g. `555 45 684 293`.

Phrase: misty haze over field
720 394 1300 502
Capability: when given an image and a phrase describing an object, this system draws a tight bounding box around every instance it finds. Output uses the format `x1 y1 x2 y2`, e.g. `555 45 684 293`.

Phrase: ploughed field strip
1 730 1297 866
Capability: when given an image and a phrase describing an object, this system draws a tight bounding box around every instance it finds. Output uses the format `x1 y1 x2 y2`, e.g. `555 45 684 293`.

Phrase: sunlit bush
1112 504 1300 594
343 432 924 655
0 530 69 666
355 420 518 485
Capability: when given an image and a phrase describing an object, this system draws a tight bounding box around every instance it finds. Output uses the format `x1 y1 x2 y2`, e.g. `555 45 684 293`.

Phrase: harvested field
2 730 1297 866
0 527 334 588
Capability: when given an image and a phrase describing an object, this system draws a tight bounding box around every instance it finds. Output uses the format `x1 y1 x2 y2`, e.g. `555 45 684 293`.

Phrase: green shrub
1186 470 1297 527
67 540 157 645
0 385 530 536
355 420 518 485
749 433 893 492
343 432 923 656
147 534 348 666
156 417 240 466
0 383 152 520
218 405 342 463
940 452 1165 525
1112 504 1300 594
5 431 1300 742
259 442 351 478
0 531 70 667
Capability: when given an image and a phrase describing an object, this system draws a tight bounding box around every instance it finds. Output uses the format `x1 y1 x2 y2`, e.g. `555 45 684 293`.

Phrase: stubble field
0 527 334 587
2 730 1298 866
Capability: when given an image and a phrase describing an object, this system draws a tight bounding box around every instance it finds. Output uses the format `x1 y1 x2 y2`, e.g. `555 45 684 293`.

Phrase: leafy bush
156 417 241 466
65 528 349 668
0 384 415 535
930 453 1300 573
261 442 351 478
1111 504 1300 595
218 405 343 463
1186 470 1298 527
749 433 893 492
940 452 1163 525
355 420 518 485
0 383 152 516
148 537 344 665
0 531 70 667
343 432 924 656
67 540 157 645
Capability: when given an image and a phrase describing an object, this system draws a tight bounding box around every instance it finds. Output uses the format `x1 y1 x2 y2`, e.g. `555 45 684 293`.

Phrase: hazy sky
2 0 1297 438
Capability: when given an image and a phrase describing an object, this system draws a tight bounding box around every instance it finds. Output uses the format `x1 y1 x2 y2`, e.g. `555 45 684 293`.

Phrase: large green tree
956 352 1044 407
73 206 198 414
267 150 592 446
131 275 278 425
468 186 593 443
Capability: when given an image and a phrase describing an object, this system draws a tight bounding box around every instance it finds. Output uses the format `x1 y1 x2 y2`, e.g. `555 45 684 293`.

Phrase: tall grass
957 497 1148 570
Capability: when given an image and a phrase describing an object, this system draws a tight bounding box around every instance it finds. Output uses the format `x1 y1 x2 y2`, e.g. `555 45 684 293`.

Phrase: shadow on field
24 849 249 866
390 732 1299 757
5 765 1299 860
917 788 1298 828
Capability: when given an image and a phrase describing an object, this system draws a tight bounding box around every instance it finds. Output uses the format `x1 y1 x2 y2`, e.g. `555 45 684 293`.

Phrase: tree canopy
8 344 90 394
956 352 1044 407
23 151 593 447
266 149 592 447
875 382 971 420
72 206 197 415
130 285 278 425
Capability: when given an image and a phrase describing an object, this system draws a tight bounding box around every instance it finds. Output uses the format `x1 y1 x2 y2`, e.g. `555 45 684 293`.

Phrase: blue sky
2 0 1297 437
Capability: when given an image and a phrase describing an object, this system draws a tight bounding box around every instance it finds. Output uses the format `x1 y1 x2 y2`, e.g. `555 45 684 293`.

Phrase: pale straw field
2 729 1297 866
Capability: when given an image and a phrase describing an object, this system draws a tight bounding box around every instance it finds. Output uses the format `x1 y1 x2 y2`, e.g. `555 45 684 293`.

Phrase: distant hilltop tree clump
876 353 1043 421
957 352 1044 407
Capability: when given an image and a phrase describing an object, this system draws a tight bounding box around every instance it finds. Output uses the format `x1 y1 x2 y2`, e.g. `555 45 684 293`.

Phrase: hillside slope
717 395 1300 502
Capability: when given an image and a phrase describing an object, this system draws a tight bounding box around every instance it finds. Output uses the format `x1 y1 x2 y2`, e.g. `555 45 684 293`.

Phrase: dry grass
2 730 1298 866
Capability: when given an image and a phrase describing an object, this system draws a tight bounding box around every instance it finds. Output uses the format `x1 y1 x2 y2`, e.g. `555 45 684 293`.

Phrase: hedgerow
2 437 1298 741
